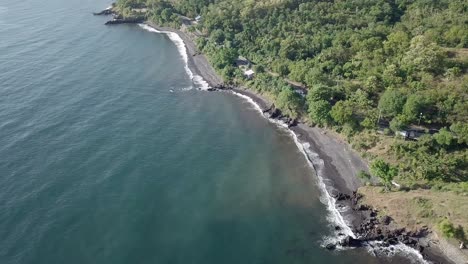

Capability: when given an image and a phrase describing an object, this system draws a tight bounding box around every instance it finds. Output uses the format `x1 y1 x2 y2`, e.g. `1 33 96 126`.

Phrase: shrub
433 128 454 147
438 219 455 238
370 159 398 190
389 115 409 132
358 170 371 183
454 225 466 242
439 220 467 242
383 128 393 136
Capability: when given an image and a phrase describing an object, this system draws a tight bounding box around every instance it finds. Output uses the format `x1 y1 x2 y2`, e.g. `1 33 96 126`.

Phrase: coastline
102 16 456 263
144 20 368 196
145 22 223 88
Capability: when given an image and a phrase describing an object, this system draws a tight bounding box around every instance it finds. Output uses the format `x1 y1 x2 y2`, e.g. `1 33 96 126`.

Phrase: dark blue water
0 0 415 263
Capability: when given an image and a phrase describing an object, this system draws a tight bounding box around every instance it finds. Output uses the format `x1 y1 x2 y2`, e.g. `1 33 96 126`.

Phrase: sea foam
231 91 355 239
138 24 210 90
138 22 428 264
230 91 429 263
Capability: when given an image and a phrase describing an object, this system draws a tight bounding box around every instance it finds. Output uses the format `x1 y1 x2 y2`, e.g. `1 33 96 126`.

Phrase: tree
364 76 383 94
276 87 303 119
307 84 333 102
211 47 238 69
308 100 332 126
160 8 173 22
378 89 407 118
403 94 427 123
450 122 468 145
384 31 410 57
349 89 372 111
288 60 308 83
402 35 445 74
434 128 454 147
305 67 328 86
382 64 404 86
331 100 354 126
211 29 225 44
279 37 299 60
361 110 379 129
272 61 290 77
389 115 409 132
253 64 265 73
118 0 467 189
370 159 398 190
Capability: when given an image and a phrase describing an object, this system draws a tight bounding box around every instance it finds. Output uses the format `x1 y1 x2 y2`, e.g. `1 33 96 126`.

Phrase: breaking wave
230 90 429 263
138 24 210 90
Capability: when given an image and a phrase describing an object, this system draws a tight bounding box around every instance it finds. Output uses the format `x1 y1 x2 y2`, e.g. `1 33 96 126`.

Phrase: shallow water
0 0 417 263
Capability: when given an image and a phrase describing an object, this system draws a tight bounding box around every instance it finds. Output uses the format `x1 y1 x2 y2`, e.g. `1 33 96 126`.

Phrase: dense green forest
115 0 467 191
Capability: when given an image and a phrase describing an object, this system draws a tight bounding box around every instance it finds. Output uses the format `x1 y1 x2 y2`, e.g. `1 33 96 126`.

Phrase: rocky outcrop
93 9 114 16
326 191 431 258
105 17 145 25
93 4 144 25
210 83 235 91
93 4 116 16
207 84 298 127
262 104 297 127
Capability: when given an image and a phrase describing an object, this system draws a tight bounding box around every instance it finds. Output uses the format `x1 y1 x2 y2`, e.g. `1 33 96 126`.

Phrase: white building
243 69 255 79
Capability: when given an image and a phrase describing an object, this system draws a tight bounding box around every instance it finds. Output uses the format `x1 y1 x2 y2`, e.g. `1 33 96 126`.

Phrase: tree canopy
116 0 468 188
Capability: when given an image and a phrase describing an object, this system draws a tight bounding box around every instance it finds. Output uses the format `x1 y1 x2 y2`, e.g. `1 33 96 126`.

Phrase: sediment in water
96 13 448 263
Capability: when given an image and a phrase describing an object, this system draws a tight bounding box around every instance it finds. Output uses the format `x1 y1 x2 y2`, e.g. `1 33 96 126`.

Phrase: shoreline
138 21 450 264
100 13 455 263
145 22 223 88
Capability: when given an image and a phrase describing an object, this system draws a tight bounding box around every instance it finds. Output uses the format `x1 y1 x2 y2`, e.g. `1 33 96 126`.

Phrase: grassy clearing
358 186 468 237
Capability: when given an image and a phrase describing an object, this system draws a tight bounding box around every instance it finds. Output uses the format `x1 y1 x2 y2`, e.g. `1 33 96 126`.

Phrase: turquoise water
0 0 414 263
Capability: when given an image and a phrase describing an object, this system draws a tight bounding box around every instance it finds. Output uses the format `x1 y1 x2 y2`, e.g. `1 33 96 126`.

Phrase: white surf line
138 24 210 90
139 18 350 238
137 23 429 264
366 241 430 264
230 90 429 263
230 91 355 238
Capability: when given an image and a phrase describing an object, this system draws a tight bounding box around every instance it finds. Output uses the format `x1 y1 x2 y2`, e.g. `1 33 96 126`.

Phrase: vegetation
370 159 398 190
359 187 468 244
357 170 371 185
115 0 467 189
438 219 466 242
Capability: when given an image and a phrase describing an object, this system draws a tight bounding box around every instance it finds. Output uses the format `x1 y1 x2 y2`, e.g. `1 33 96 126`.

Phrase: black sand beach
138 21 457 264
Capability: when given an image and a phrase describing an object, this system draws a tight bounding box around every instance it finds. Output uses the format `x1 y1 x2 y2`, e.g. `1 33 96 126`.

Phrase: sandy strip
144 21 368 194
137 21 452 264
145 22 223 87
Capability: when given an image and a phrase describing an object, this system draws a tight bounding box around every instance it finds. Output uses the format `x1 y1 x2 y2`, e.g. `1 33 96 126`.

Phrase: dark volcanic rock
381 215 392 225
340 236 362 247
288 118 298 127
333 192 351 201
418 245 425 252
269 108 281 119
105 18 145 25
93 9 114 15
339 193 351 201
325 243 336 250
347 195 428 254
355 204 371 211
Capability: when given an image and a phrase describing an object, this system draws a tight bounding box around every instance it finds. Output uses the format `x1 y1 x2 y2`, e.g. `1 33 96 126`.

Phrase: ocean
0 0 420 263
